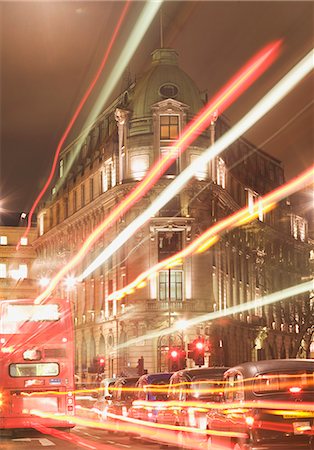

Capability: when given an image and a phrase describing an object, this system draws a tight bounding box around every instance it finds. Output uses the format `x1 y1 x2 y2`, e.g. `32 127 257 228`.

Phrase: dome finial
160 8 163 49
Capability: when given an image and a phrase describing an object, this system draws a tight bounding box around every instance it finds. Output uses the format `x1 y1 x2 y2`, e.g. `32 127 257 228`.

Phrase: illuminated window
101 158 116 192
160 115 179 140
19 264 28 279
216 157 226 188
159 270 183 301
39 213 45 236
0 236 8 245
0 263 7 278
20 237 28 246
247 189 263 222
59 159 64 178
291 214 306 242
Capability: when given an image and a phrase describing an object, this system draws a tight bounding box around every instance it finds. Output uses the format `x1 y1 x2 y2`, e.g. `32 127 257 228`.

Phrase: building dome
131 48 204 120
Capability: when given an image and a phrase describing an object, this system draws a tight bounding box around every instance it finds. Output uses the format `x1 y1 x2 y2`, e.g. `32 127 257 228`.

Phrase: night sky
0 1 313 215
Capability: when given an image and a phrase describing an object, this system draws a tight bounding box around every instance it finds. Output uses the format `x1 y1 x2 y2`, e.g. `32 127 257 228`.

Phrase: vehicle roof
225 359 314 378
138 372 173 385
100 377 117 386
116 376 139 386
172 367 229 381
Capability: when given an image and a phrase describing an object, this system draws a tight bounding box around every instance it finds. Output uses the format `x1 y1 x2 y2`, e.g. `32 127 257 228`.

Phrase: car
206 359 314 450
127 372 172 441
157 367 228 448
106 376 140 433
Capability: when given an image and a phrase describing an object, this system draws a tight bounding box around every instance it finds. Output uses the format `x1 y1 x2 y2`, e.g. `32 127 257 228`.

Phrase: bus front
0 298 75 430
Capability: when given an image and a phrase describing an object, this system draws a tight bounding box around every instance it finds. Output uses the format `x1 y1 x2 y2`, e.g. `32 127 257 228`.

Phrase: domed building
33 48 311 380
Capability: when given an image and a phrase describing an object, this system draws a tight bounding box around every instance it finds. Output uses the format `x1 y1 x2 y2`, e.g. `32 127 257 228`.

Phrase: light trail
17 1 131 249
107 165 313 301
34 41 280 303
34 424 117 450
79 48 314 282
54 0 163 194
117 280 313 350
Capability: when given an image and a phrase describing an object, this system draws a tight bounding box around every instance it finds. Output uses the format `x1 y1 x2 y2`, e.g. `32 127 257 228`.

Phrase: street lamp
64 275 77 291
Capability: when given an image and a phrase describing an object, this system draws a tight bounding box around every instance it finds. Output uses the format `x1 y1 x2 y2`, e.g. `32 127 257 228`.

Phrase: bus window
9 363 59 377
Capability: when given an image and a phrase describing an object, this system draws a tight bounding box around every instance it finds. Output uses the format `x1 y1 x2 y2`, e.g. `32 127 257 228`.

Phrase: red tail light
67 392 75 415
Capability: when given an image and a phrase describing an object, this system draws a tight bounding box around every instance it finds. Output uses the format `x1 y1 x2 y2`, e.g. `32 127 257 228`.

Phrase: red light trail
108 165 314 302
34 41 281 302
17 1 130 250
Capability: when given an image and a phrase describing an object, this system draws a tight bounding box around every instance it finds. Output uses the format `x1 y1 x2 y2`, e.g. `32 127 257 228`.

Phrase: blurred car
128 372 172 438
106 376 139 432
206 359 314 450
157 367 228 447
93 377 117 421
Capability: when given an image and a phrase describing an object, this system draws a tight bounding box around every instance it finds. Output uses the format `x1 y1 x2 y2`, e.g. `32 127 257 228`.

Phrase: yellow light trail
78 48 314 281
117 279 313 350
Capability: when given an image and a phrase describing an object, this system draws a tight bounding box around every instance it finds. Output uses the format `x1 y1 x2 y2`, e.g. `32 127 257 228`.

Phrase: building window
247 189 263 222
73 190 77 212
81 184 85 207
291 214 306 242
19 264 28 279
160 147 180 176
89 177 94 201
101 158 115 192
216 157 226 188
0 263 7 278
10 264 28 280
0 236 8 245
159 270 183 301
20 237 28 246
39 213 45 236
160 115 179 140
59 159 64 178
158 230 182 262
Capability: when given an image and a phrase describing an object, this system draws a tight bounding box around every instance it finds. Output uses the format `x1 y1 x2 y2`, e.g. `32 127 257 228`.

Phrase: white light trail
117 280 314 349
78 49 314 281
56 0 163 190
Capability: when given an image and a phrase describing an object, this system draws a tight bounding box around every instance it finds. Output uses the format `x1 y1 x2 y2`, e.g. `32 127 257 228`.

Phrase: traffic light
193 337 205 367
168 347 186 371
188 338 205 367
94 355 105 373
137 356 145 376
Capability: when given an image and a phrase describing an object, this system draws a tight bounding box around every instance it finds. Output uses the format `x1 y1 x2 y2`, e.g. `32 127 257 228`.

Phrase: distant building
34 48 312 378
0 223 38 300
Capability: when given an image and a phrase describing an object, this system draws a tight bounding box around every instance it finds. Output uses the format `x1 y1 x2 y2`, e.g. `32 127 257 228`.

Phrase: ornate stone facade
33 48 312 380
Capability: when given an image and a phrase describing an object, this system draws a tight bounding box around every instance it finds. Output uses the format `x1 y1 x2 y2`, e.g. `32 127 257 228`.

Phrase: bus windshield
0 303 60 334
9 362 59 377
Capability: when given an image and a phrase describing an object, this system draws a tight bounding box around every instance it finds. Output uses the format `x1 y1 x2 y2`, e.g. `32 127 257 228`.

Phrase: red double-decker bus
0 297 75 431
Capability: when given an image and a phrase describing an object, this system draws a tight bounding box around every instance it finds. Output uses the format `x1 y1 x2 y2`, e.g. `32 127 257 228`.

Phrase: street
0 426 179 450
